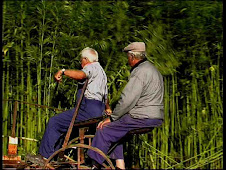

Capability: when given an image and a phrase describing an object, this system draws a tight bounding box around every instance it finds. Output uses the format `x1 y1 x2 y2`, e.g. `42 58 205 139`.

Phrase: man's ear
131 54 135 60
85 57 90 63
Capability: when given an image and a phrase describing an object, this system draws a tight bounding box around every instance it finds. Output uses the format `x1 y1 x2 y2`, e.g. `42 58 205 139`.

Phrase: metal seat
73 115 107 128
107 127 154 156
127 127 154 135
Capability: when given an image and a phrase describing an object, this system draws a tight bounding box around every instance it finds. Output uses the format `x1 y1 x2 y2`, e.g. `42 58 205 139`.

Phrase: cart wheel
45 143 115 169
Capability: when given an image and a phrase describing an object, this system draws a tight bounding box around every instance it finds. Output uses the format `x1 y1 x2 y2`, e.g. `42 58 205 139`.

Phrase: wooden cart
3 79 153 169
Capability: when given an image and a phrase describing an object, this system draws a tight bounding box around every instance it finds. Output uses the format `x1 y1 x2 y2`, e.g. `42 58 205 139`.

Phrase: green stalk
175 76 183 163
13 45 22 153
43 69 48 128
158 128 161 169
209 65 215 169
195 68 203 156
191 64 197 163
3 52 10 155
47 3 59 112
170 73 175 155
216 47 222 116
186 95 191 161
26 61 33 152
152 129 157 168
202 74 209 123
46 43 55 122
163 77 170 168
216 50 223 169
20 2 26 152
37 0 47 133
15 46 22 154
104 50 113 72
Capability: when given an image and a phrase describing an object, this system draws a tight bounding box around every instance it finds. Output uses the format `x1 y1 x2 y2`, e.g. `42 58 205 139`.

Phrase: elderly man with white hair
27 47 110 166
87 42 164 169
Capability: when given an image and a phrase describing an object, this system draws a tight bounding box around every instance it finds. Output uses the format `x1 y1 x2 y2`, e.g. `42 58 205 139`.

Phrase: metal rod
2 99 66 112
62 79 88 148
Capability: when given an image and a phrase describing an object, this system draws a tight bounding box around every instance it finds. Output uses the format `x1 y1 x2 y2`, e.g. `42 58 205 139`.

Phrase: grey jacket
111 60 164 121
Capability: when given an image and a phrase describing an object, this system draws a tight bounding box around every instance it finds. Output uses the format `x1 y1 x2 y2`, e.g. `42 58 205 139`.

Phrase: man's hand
54 70 63 82
97 117 111 129
105 108 112 115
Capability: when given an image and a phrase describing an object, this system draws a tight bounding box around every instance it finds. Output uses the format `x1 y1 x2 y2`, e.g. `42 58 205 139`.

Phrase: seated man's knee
95 128 111 142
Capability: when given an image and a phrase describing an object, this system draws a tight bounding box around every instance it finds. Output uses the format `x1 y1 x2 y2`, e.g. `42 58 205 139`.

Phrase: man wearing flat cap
88 42 164 169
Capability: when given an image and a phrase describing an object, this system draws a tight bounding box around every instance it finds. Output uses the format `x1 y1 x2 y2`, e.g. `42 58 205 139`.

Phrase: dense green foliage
2 1 222 169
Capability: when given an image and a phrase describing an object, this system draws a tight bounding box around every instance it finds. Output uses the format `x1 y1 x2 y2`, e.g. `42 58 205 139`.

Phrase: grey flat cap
123 42 146 52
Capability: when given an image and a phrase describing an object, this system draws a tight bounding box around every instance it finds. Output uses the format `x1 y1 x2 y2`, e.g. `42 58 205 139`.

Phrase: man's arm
55 69 86 82
105 98 112 115
110 75 143 121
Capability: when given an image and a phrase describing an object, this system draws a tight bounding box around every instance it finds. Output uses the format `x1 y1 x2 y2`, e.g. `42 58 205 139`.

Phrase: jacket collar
130 58 147 73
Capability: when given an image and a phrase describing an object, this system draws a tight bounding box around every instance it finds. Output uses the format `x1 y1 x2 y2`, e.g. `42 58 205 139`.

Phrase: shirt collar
83 61 98 68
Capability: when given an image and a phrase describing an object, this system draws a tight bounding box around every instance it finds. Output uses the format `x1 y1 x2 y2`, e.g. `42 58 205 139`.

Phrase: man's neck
130 58 147 72
83 62 93 68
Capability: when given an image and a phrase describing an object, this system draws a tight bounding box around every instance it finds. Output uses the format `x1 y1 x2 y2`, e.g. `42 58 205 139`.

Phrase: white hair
128 51 146 59
80 47 98 62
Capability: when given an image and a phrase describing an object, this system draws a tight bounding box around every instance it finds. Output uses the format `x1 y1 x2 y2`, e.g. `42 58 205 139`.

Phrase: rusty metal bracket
58 79 88 160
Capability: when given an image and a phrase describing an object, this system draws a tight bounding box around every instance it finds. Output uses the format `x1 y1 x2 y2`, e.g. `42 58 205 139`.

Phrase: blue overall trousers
39 89 105 158
87 114 163 164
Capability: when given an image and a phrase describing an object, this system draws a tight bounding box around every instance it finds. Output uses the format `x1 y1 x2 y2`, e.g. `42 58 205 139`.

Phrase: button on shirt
82 62 108 103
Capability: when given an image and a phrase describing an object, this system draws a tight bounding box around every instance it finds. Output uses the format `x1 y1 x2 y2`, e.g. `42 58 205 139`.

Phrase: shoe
91 164 102 169
91 165 98 169
26 154 47 167
91 160 101 169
